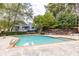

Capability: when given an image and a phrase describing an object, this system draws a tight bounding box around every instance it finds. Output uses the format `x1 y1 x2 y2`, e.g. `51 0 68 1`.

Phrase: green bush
1 32 27 36
56 11 77 29
33 12 57 33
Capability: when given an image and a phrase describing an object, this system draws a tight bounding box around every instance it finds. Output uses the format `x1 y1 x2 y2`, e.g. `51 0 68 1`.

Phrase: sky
32 4 46 16
31 1 49 16
24 0 51 16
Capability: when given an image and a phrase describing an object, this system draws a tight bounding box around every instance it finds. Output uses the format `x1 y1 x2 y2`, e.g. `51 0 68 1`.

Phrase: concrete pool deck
0 34 79 56
46 34 79 40
0 36 19 49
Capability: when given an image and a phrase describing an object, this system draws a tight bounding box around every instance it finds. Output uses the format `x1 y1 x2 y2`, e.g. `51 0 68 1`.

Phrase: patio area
0 34 79 56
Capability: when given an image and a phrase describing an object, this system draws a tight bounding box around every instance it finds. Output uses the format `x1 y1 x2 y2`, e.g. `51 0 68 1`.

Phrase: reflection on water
24 42 34 46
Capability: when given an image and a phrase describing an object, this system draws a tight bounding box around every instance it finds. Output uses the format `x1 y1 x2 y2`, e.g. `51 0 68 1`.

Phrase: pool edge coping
10 34 79 49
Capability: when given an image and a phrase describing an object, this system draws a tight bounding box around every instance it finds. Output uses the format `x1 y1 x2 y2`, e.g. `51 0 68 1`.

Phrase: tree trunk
38 28 43 34
10 4 20 32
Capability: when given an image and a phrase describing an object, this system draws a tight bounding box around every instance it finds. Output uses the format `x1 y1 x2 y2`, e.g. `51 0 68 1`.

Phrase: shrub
0 32 27 36
56 11 77 29
33 12 57 33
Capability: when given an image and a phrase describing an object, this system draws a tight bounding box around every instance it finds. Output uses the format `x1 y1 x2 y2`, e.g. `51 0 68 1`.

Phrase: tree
45 3 77 17
33 12 56 33
65 3 76 13
0 20 9 31
0 3 33 32
0 19 25 32
45 3 78 29
56 11 77 29
45 3 65 18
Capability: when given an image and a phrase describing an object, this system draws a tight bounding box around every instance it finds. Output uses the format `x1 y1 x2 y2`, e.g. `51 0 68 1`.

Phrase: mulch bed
45 28 78 35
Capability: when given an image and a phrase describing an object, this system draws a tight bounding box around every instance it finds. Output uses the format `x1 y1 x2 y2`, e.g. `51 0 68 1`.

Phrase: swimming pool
16 35 66 46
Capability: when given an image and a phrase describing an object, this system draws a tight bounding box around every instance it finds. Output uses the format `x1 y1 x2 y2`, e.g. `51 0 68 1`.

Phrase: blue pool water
16 35 65 46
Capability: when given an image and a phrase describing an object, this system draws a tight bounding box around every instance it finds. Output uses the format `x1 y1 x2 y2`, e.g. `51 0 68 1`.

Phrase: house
12 23 36 32
12 17 36 32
